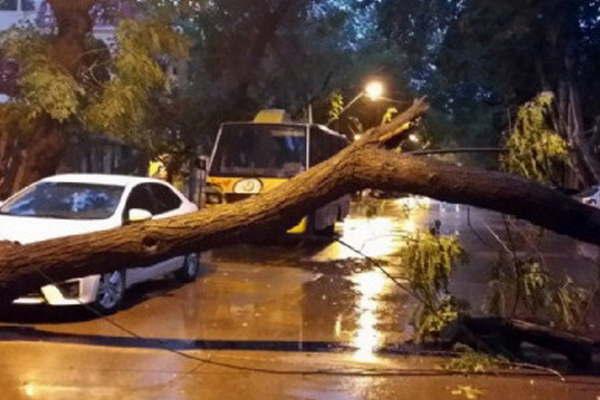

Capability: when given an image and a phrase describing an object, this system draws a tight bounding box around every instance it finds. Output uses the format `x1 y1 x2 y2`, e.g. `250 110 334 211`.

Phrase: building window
22 0 35 11
0 0 18 11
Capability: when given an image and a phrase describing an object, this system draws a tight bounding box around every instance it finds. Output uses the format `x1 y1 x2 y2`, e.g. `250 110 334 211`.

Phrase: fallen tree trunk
0 98 599 302
442 316 594 367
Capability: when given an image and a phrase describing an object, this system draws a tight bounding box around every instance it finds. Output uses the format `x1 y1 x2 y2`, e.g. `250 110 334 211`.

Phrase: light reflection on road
334 217 397 259
350 270 387 361
316 197 432 361
312 197 430 262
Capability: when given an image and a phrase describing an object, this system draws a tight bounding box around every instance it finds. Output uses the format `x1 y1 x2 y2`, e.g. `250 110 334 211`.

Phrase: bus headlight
206 193 222 204
233 178 262 194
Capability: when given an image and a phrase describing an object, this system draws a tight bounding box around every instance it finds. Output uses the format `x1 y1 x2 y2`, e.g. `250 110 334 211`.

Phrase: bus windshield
210 124 307 178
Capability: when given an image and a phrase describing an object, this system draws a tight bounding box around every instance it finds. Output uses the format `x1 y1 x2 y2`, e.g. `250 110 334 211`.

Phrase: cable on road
26 246 564 380
466 206 496 250
26 264 463 378
328 235 426 304
324 233 567 381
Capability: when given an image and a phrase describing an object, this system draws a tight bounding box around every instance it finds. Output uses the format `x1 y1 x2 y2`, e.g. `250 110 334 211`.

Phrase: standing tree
0 0 189 198
181 0 397 146
374 0 600 185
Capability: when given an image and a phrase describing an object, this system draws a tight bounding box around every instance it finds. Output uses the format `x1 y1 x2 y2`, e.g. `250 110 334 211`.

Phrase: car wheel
175 253 200 283
93 270 126 314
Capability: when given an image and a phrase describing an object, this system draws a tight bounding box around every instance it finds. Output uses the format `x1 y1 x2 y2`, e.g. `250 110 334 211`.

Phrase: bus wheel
318 224 335 236
309 213 335 237
314 223 335 237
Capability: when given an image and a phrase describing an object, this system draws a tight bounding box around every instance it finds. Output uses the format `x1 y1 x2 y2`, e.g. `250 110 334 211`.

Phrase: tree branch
0 99 598 302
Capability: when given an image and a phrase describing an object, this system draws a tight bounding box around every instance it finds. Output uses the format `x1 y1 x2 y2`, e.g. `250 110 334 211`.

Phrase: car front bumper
12 275 101 306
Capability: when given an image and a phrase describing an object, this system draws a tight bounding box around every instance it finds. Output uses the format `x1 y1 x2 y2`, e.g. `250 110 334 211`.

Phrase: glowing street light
327 80 386 126
365 81 384 101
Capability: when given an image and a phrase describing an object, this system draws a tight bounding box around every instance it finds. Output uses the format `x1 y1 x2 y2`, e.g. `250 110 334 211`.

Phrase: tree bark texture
0 99 600 302
0 116 66 199
556 39 600 185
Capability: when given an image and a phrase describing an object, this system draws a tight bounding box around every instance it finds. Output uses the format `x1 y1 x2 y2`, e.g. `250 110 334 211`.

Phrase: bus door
308 125 351 234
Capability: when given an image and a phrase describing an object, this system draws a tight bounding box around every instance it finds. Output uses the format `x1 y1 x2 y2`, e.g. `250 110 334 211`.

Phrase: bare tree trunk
556 82 588 186
0 116 66 197
230 0 301 107
10 121 66 193
0 133 21 199
1 99 600 302
47 0 95 75
566 82 600 183
556 42 600 186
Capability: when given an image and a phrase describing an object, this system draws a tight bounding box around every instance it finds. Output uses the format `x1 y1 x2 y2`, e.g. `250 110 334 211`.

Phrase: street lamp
327 80 385 126
365 81 384 101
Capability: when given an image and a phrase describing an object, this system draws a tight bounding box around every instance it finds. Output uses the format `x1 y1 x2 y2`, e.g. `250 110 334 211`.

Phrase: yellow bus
205 109 350 235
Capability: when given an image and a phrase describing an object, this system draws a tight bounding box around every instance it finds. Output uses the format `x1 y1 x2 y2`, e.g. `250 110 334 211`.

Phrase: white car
577 185 600 260
0 174 199 313
580 185 600 208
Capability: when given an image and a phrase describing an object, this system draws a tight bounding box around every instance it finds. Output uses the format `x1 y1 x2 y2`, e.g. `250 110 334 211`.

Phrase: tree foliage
485 91 595 331
1 29 83 124
84 19 189 141
399 232 467 342
373 0 600 174
502 92 569 184
0 1 189 178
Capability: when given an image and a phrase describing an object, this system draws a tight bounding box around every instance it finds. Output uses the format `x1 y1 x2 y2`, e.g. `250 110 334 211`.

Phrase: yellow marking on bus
288 217 308 234
207 176 289 193
253 109 291 123
207 176 308 234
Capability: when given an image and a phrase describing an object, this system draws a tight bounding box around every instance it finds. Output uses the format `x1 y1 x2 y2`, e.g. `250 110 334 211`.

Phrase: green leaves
380 106 398 126
84 19 189 140
0 16 189 149
502 92 569 184
20 62 84 123
399 232 466 342
484 231 592 330
117 19 189 62
493 92 591 330
444 350 507 374
1 29 84 123
328 91 345 122
401 232 466 294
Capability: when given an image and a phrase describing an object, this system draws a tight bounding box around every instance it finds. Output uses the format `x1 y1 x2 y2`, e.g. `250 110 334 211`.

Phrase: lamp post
326 80 385 127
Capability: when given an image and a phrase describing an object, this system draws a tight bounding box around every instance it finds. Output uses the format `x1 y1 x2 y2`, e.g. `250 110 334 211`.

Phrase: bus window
309 126 348 166
210 124 307 178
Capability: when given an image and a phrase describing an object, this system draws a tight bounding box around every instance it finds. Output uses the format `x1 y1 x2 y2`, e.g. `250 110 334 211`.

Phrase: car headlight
56 281 80 299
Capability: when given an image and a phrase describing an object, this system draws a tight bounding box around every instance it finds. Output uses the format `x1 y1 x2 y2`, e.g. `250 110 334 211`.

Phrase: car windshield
210 124 306 178
0 182 124 220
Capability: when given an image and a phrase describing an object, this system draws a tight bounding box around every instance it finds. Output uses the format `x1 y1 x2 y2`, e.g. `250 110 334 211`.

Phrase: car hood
0 215 117 245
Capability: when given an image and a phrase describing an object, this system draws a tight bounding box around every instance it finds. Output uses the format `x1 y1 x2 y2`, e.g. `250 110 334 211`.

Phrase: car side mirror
127 208 153 223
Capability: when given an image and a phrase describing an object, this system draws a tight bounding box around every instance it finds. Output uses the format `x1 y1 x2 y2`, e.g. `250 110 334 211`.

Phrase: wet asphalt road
0 198 599 399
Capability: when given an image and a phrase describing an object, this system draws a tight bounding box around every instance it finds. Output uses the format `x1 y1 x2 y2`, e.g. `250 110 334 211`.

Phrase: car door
146 183 186 275
122 183 164 286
